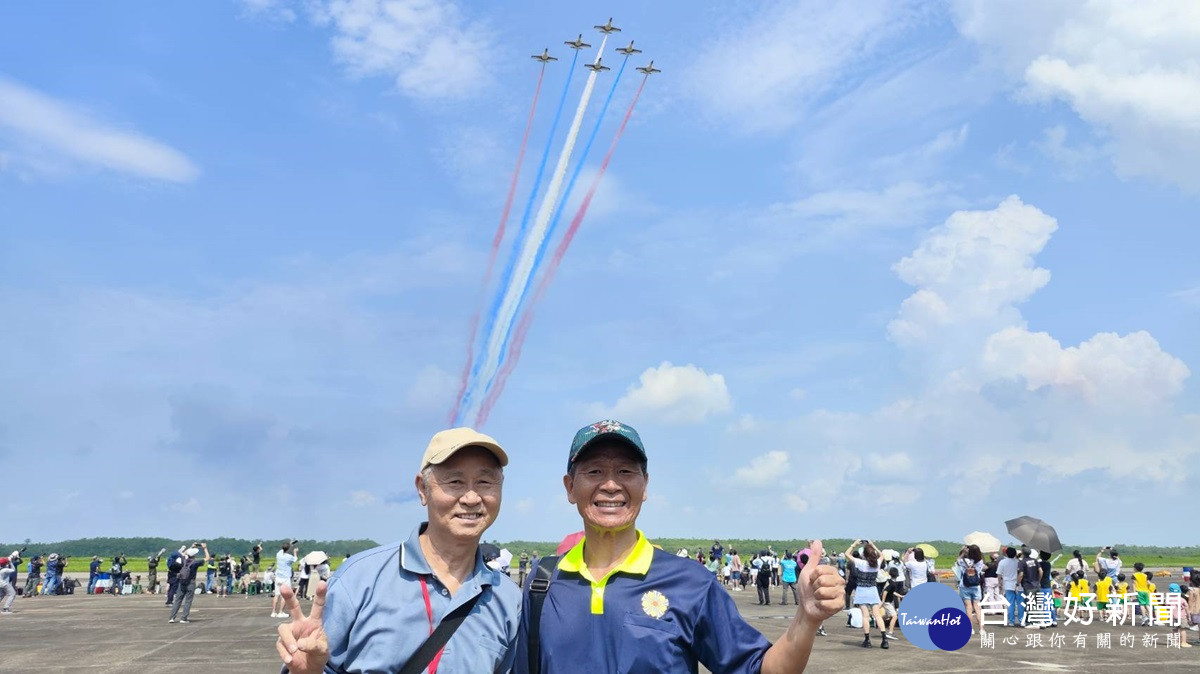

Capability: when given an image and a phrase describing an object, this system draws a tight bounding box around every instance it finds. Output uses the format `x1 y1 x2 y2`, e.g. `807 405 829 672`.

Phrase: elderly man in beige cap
275 427 521 674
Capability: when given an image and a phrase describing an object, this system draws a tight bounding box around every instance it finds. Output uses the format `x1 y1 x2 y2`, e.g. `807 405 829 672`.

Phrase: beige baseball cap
420 427 508 470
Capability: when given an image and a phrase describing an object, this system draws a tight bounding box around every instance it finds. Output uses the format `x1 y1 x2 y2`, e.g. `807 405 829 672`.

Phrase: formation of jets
535 20 660 76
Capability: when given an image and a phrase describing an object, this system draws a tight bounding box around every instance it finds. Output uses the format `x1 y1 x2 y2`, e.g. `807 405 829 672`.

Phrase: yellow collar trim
558 530 653 614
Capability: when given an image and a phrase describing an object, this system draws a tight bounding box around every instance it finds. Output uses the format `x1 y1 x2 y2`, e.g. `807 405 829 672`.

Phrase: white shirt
905 560 930 586
276 550 296 578
997 557 1020 591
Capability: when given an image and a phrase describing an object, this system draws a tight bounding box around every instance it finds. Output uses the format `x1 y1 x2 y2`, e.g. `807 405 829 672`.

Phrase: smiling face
563 441 648 535
417 445 503 542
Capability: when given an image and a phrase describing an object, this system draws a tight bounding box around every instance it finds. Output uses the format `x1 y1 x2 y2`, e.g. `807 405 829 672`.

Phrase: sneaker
817 627 827 636
1188 625 1198 632
179 619 189 624
1025 624 1040 629
168 618 176 623
2 608 12 614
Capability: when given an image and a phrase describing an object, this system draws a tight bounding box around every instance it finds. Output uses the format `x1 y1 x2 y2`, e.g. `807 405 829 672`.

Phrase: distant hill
1 537 380 559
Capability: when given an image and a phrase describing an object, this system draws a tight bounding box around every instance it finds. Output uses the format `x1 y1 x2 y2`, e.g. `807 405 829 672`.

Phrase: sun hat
420 427 508 470
567 420 647 470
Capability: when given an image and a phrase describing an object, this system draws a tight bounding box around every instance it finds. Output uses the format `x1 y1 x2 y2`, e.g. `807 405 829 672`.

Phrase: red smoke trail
449 65 546 426
476 76 650 427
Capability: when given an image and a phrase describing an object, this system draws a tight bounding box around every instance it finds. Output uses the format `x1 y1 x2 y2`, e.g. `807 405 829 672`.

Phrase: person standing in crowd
147 548 166 594
168 543 209 624
1037 551 1056 627
1096 547 1121 583
165 546 185 605
86 556 101 595
846 539 891 649
956 545 985 633
41 553 61 596
880 567 906 640
730 548 743 591
270 541 299 618
251 542 263 574
518 550 530 587
903 547 931 591
205 553 218 593
513 420 844 672
218 554 233 597
1016 547 1040 627
711 540 724 564
297 562 312 601
274 427 519 673
1065 549 1086 580
0 551 20 613
997 546 1021 627
756 551 773 605
23 555 42 598
110 552 128 595
780 552 800 605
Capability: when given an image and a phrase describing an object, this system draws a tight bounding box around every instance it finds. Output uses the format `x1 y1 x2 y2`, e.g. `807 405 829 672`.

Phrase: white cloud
168 498 201 514
514 498 534 515
684 0 922 132
310 0 490 101
590 362 732 425
726 414 761 434
981 328 1189 409
0 76 199 182
730 451 790 487
888 195 1056 350
783 493 809 513
349 490 379 507
403 365 457 418
1034 125 1104 177
954 0 1200 192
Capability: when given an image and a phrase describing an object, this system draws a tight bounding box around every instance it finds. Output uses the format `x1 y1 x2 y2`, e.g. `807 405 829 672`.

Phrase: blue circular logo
897 583 972 651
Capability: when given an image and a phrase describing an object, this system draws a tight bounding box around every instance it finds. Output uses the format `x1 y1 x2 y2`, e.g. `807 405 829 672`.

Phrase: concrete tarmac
1 581 1198 673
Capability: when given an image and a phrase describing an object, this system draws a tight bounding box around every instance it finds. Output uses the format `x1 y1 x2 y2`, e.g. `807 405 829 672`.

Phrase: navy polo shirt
516 531 771 673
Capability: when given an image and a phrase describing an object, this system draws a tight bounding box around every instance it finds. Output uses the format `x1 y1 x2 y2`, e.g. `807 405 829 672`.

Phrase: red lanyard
419 576 445 674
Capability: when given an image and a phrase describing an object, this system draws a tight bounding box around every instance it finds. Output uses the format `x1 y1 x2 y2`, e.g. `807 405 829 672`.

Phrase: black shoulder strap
397 590 483 674
526 555 559 674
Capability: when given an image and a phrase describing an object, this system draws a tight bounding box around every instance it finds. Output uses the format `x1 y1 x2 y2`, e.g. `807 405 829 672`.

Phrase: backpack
167 552 183 573
962 561 981 587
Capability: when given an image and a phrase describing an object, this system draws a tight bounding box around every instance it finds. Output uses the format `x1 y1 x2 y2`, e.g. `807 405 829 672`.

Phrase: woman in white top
845 539 892 649
904 547 933 589
1064 549 1085 580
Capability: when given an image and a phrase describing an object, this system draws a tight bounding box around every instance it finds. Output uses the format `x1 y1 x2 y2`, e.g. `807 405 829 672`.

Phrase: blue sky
3 1 1197 546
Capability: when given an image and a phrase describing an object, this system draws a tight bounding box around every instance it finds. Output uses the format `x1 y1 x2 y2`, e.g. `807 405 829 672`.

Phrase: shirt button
441 588 449 596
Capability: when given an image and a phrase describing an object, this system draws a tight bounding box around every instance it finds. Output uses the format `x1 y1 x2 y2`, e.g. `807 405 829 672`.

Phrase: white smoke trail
464 35 609 421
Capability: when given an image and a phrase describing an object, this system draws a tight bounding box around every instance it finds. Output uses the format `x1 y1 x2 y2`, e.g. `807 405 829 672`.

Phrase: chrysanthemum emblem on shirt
641 590 669 618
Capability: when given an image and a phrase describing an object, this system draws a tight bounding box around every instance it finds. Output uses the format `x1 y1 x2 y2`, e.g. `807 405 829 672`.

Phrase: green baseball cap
568 420 647 470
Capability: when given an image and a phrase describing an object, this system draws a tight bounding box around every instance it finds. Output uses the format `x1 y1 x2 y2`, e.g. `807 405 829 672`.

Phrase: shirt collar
399 522 495 588
559 529 653 580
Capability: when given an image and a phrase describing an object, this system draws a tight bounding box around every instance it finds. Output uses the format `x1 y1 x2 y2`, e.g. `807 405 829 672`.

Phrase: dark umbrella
479 543 501 562
1004 516 1062 553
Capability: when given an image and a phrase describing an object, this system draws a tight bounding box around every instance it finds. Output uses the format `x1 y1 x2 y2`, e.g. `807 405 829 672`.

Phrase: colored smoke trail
455 49 580 425
449 64 546 426
466 35 609 423
476 75 650 426
480 57 630 409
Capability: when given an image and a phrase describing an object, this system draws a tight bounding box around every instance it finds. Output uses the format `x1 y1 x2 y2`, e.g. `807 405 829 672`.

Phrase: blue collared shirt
515 531 770 674
320 523 521 674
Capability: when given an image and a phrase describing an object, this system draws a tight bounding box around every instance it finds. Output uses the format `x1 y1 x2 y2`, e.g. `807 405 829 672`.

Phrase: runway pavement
1 581 1197 673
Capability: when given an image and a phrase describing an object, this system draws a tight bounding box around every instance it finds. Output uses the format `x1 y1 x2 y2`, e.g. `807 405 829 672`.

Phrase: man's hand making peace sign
276 580 330 674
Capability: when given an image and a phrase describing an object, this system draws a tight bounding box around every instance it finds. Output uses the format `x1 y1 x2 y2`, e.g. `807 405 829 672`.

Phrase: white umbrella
964 531 1002 554
880 549 900 561
302 551 328 566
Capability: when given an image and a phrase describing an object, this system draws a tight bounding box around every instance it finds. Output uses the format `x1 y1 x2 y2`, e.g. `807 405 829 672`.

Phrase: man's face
417 446 503 541
563 442 647 534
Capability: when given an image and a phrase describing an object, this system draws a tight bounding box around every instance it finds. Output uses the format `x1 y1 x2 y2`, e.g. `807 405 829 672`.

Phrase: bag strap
526 555 559 674
397 590 483 674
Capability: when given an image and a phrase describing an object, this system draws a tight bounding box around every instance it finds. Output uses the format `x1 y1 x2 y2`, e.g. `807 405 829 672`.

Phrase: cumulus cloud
954 0 1200 192
888 195 1056 350
730 451 790 487
309 0 490 101
0 76 199 182
590 362 732 425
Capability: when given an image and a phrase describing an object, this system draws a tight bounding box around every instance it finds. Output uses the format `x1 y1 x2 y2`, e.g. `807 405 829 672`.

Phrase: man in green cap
515 420 845 673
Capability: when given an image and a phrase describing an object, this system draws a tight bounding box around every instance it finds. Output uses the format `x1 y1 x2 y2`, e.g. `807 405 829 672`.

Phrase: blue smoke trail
457 49 580 425
479 57 629 406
